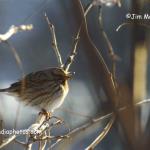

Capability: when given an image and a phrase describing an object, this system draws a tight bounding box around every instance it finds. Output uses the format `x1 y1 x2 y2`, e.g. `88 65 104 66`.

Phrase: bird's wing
2 69 53 94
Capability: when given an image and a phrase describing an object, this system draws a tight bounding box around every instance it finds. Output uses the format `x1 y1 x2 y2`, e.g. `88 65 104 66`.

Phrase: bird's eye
53 68 64 76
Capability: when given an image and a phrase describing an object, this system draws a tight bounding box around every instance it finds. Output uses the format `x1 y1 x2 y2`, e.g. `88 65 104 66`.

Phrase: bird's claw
39 109 52 120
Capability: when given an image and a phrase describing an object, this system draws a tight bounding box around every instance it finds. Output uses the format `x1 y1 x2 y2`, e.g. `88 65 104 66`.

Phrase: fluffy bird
0 67 72 113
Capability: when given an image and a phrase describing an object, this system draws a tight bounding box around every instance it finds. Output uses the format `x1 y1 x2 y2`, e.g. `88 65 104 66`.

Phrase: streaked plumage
0 67 72 112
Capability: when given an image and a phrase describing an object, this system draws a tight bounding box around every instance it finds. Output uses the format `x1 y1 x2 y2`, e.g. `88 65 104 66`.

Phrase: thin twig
63 34 80 72
45 13 63 68
116 22 150 32
134 99 150 105
4 41 24 74
50 113 113 149
26 142 32 150
33 135 69 142
0 24 33 42
39 131 47 150
50 116 71 134
26 113 48 150
50 98 150 149
63 3 93 72
98 6 120 84
85 114 115 150
22 0 49 23
26 113 67 149
14 139 27 148
0 135 16 149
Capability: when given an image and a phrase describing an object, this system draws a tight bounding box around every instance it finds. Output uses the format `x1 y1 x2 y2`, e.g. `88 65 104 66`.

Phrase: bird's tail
0 88 8 92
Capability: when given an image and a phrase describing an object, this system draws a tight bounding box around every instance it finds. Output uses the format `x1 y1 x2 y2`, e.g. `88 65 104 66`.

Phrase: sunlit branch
0 24 33 42
98 6 120 86
116 22 150 32
85 114 115 150
45 13 63 68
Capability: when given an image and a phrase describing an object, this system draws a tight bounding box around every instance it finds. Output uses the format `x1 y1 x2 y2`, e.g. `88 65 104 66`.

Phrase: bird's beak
65 72 74 79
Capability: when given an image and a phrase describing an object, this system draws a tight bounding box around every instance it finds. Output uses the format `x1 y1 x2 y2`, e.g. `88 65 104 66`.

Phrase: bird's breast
46 80 69 112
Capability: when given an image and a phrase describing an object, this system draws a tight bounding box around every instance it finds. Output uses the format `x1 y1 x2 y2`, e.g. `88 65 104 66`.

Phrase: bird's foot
39 109 52 120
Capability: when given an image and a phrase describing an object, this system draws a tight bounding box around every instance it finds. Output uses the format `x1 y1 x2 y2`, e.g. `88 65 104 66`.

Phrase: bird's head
52 68 74 80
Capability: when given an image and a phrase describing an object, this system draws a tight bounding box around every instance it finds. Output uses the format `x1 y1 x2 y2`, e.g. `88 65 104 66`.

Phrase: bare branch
50 113 113 149
98 6 120 86
50 98 150 149
39 131 47 150
14 139 26 147
4 41 24 74
23 113 48 150
116 22 150 32
63 34 80 72
45 13 63 68
25 113 66 149
135 99 150 105
26 142 32 150
33 135 69 142
63 3 93 72
28 113 48 136
0 135 16 149
85 115 115 150
0 24 33 42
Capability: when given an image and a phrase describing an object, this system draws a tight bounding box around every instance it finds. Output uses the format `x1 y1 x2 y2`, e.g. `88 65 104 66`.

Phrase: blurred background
0 0 150 149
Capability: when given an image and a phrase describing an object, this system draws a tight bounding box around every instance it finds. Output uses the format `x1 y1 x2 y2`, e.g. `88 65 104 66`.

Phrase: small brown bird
0 67 72 113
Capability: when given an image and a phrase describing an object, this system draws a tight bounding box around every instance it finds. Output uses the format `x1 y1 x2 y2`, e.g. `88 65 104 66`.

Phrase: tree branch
50 98 150 149
85 114 115 150
98 6 120 87
63 2 93 72
0 24 33 42
116 22 150 32
45 13 63 68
